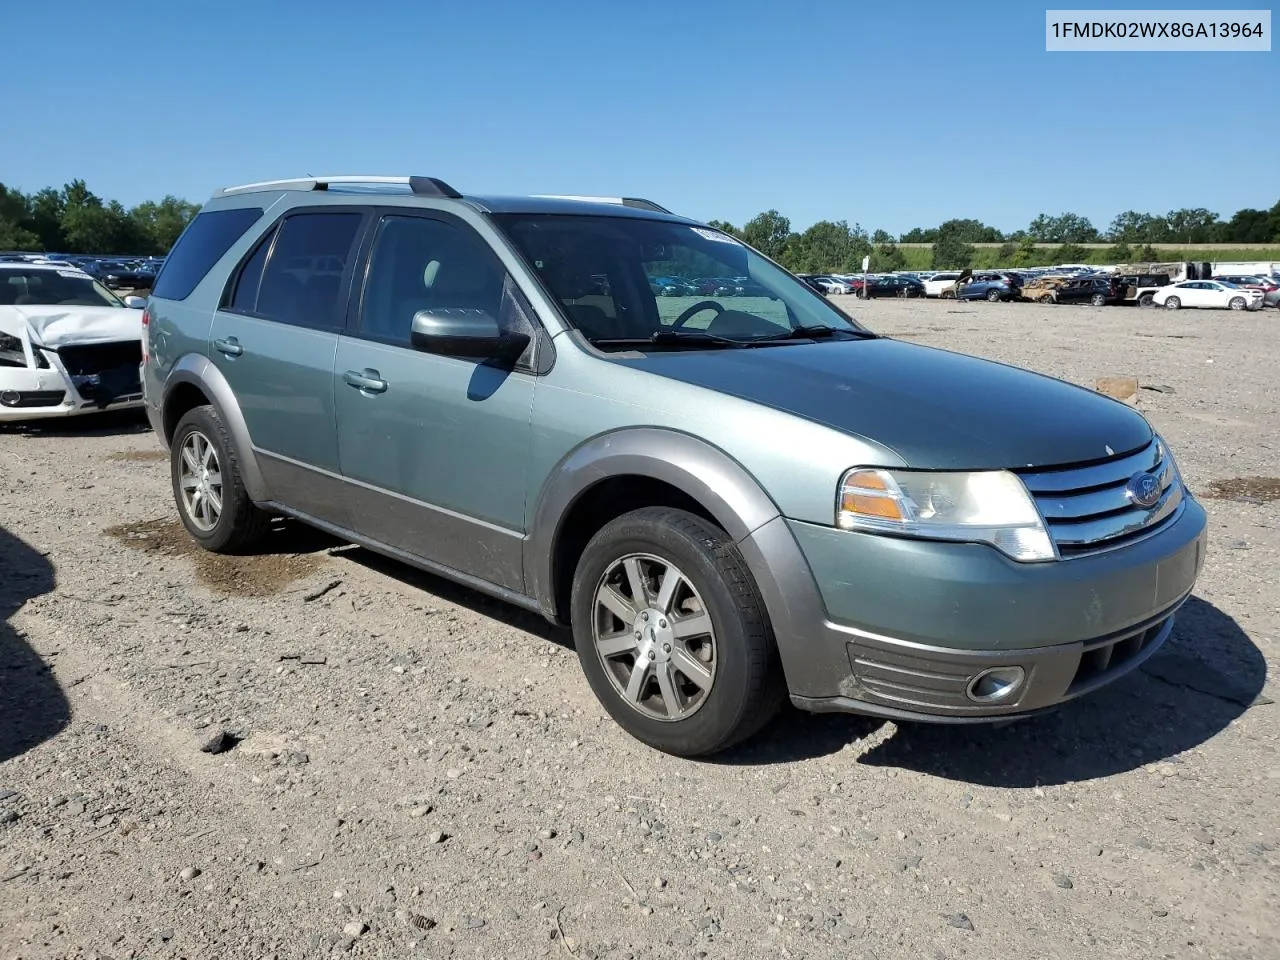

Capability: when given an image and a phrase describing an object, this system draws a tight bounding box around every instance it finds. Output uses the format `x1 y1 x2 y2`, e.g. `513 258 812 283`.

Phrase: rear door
1176 282 1207 307
332 210 539 592
208 207 369 525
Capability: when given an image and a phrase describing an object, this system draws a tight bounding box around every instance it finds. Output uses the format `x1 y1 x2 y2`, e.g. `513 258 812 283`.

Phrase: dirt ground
1 297 1277 960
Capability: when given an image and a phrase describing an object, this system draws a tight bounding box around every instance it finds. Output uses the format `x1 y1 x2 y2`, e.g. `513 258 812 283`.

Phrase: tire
1138 293 1155 308
1037 293 1055 304
986 288 1001 302
1090 293 1107 307
170 404 271 554
1229 296 1246 310
1164 296 1181 310
569 507 784 757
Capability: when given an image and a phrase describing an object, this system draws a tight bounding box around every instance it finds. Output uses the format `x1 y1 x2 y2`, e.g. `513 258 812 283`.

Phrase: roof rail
532 195 673 214
214 175 462 199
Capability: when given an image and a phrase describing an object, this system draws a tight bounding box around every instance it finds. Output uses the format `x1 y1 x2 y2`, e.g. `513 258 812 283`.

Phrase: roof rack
531 195 673 214
214 175 462 199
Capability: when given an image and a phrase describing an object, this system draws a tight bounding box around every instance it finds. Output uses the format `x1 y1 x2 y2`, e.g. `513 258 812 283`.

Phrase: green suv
141 175 1208 757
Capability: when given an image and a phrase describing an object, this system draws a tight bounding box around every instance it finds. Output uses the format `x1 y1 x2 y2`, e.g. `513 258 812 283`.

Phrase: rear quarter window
152 206 264 301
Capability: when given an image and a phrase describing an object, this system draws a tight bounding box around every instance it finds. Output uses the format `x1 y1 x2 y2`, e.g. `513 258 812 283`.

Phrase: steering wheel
672 300 725 329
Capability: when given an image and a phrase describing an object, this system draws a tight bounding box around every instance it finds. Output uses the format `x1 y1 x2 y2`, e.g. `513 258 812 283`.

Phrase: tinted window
153 207 263 301
256 212 362 330
228 226 276 312
359 215 505 345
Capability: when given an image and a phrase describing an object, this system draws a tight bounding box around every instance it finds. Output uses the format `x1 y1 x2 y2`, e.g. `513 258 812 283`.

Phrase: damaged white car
0 263 146 421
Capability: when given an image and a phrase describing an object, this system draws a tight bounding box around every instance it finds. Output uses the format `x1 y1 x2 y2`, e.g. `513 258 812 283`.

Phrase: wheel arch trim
526 427 782 620
161 355 267 501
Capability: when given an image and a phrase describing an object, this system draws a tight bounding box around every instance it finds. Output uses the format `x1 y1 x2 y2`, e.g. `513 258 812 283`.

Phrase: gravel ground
1 297 1277 960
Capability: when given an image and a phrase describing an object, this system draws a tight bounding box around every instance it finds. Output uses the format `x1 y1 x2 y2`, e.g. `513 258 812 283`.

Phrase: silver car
140 175 1208 757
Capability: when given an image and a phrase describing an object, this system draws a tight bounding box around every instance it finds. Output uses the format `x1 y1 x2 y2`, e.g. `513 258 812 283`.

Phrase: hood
614 337 1153 470
1 305 143 349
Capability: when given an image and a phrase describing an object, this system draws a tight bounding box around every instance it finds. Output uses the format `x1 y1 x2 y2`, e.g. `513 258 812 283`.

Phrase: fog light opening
0 390 20 407
966 666 1026 704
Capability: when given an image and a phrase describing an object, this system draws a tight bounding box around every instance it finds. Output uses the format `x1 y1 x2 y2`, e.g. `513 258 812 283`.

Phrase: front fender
526 427 782 619
161 354 268 502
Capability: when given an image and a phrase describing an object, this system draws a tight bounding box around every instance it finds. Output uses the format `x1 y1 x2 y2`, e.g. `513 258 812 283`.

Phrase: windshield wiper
747 324 877 344
590 331 749 350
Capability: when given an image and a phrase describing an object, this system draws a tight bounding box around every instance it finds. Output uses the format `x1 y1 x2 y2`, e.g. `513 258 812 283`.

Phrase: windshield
0 268 125 308
491 214 872 347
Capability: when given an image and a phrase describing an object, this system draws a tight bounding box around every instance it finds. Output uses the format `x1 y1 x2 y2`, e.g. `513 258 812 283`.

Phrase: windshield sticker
692 227 739 245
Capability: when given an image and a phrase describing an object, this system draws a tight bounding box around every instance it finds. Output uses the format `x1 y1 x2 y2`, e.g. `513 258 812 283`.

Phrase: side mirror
409 309 529 361
123 295 147 309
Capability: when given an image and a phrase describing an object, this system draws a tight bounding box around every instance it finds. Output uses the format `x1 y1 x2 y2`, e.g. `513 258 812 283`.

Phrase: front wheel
170 405 270 553
986 289 1002 302
1164 296 1181 310
1229 296 1247 310
570 507 784 757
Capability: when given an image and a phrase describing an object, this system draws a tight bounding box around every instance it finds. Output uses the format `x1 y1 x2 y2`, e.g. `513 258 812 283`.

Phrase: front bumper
740 493 1208 722
0 366 143 421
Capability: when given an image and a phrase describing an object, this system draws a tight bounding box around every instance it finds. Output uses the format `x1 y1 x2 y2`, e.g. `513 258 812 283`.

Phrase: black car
865 275 925 298
1050 276 1122 306
100 262 158 290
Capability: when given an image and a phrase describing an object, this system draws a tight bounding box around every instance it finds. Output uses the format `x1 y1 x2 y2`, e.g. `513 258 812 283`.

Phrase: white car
923 271 961 297
1152 280 1264 312
0 263 147 421
813 276 855 295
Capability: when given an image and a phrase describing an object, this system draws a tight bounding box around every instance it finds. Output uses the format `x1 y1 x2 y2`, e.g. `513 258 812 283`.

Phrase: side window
358 215 506 346
256 212 363 331
227 226 276 313
152 206 263 301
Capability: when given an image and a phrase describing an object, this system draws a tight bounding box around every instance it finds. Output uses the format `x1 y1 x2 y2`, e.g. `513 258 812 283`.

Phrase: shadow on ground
718 597 1267 785
331 544 571 648
0 525 68 763
0 409 151 438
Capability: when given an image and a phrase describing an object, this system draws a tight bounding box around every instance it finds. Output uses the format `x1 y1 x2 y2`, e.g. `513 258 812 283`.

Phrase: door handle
213 337 243 357
343 369 388 394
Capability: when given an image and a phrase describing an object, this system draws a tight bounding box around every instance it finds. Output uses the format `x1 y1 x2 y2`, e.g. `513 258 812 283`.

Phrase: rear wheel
570 507 784 757
1229 296 1247 310
1090 293 1107 307
1138 293 1155 307
170 405 270 553
1037 293 1055 304
986 289 1002 302
1164 296 1181 310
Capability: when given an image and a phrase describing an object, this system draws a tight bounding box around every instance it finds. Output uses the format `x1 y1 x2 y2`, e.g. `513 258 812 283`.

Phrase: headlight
836 467 1056 562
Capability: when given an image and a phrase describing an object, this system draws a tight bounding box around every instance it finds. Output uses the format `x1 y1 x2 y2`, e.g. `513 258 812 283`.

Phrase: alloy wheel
178 430 223 532
592 553 716 722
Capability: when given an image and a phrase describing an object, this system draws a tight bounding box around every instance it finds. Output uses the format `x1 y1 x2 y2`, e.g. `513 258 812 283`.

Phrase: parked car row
0 252 166 291
647 275 770 297
797 274 927 298
884 266 1276 312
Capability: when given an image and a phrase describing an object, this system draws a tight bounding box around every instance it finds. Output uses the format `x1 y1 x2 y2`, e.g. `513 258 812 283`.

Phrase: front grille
53 341 142 407
1017 439 1183 557
1068 613 1174 695
1 390 67 408
55 341 142 376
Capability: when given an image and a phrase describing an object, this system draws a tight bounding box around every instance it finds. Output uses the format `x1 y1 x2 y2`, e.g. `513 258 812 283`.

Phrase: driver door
333 211 539 591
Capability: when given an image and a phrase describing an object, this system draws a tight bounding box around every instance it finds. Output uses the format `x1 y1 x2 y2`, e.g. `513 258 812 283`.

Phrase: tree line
0 180 199 256
5 178 1277 274
712 200 1280 272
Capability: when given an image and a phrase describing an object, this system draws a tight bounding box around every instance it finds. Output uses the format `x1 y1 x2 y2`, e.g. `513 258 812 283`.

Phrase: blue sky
7 0 1276 235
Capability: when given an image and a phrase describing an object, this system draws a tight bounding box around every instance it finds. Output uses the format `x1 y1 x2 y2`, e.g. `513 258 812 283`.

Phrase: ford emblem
1125 471 1162 509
